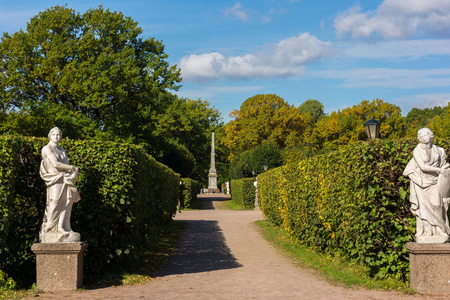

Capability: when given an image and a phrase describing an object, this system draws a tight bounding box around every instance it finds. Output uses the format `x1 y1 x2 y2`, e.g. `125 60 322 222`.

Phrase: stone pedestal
207 188 220 193
208 173 218 192
31 241 88 292
406 242 450 293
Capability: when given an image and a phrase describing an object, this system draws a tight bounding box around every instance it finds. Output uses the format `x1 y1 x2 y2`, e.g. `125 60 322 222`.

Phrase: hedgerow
230 178 256 209
180 178 199 208
0 135 180 287
258 138 442 281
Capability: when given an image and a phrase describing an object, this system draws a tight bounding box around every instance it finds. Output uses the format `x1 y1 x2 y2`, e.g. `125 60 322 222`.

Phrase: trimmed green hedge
258 138 441 281
180 178 199 208
0 135 180 287
230 178 256 209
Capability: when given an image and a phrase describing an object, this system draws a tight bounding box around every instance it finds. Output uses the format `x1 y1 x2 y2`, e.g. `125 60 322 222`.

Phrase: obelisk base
31 241 88 292
208 172 219 193
406 242 450 294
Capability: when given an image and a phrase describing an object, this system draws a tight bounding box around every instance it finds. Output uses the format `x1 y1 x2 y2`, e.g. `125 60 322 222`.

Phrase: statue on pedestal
39 127 81 243
403 128 450 243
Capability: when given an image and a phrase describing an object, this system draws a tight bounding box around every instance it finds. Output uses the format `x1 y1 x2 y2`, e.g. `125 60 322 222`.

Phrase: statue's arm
42 146 75 172
414 147 450 177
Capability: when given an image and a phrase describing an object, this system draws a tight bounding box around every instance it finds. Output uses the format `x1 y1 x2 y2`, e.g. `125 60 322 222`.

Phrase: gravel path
31 194 450 299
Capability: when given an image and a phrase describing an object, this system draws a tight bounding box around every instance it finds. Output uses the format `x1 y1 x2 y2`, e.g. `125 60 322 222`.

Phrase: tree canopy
312 99 405 150
0 5 227 181
0 5 181 140
228 143 283 180
223 94 309 159
150 97 225 181
299 99 324 124
405 106 445 137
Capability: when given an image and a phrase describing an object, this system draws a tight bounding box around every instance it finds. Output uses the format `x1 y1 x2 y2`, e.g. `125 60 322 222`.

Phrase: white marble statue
403 128 450 243
225 181 230 195
39 127 81 243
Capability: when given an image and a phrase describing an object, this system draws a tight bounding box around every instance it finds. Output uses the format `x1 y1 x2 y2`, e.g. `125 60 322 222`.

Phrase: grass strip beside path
256 220 413 294
224 199 251 210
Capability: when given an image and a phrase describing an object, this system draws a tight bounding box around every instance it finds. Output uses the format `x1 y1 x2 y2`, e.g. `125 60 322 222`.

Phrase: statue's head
48 127 62 138
418 128 434 143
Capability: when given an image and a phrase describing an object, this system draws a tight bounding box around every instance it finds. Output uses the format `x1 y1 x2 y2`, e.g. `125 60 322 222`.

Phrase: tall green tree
229 143 283 180
223 94 309 159
0 5 220 177
0 5 181 140
313 99 405 150
299 99 324 124
151 97 225 182
405 106 445 137
429 104 450 138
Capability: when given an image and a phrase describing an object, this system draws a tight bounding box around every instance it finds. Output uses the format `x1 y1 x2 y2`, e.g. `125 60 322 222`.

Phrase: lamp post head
364 119 381 140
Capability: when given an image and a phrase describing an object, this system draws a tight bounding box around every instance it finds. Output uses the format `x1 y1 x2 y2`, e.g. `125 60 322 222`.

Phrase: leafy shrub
258 138 433 281
229 143 283 179
0 270 16 290
0 136 20 258
180 178 199 208
0 136 180 287
230 178 256 209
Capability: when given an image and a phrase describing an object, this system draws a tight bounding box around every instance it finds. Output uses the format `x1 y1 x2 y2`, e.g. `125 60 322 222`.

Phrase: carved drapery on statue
39 127 81 243
403 128 450 243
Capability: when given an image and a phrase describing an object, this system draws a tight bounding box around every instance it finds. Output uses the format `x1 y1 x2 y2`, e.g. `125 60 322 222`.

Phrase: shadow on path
197 194 230 210
200 198 215 210
157 219 241 276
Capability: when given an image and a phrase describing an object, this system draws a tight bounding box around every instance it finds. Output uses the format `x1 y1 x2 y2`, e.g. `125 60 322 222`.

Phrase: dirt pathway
32 194 449 299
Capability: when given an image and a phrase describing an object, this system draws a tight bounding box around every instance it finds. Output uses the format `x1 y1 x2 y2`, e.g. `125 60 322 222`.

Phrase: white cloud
337 39 450 59
179 33 332 82
224 2 274 24
334 0 450 40
317 68 450 89
394 93 450 112
260 15 272 23
225 3 249 22
176 85 264 100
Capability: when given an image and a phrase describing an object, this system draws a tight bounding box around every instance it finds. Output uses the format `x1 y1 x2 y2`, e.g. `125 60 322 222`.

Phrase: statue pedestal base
416 234 448 243
31 241 88 292
40 231 81 243
406 242 450 294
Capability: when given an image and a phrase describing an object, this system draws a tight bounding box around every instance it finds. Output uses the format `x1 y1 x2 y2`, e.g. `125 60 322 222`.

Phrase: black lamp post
364 119 381 140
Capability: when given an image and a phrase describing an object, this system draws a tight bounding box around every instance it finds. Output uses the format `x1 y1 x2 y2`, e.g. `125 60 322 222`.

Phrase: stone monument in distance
208 132 219 193
404 128 450 294
31 127 88 292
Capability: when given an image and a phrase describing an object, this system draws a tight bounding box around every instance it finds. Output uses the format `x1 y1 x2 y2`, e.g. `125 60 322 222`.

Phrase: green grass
2 220 185 298
256 220 413 293
224 199 253 210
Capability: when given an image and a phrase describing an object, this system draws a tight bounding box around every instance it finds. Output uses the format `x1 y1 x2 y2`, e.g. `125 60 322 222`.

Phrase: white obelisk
208 132 219 193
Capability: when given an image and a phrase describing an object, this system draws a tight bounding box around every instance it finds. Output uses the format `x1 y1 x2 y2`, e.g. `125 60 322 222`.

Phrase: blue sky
1 0 450 123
